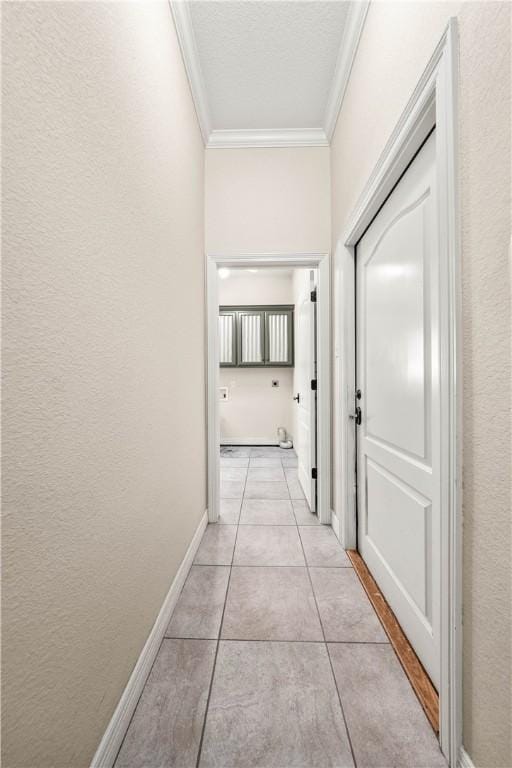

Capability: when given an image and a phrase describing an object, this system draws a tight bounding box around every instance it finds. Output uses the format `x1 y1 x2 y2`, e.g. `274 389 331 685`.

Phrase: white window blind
268 313 289 363
219 314 234 364
240 314 262 363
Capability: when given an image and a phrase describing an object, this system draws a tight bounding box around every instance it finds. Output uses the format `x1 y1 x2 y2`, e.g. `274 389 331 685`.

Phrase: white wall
205 147 331 448
330 3 511 764
205 146 331 254
220 368 294 444
206 147 330 446
219 269 294 443
2 3 206 766
219 268 294 305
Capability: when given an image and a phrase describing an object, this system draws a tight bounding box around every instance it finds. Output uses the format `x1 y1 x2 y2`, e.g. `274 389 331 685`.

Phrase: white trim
210 252 327 268
207 257 221 523
333 20 461 766
324 1 370 140
437 25 463 767
458 748 475 768
220 439 280 446
90 510 208 768
330 510 341 542
170 1 367 148
333 237 356 550
207 128 328 149
207 252 331 526
169 1 211 144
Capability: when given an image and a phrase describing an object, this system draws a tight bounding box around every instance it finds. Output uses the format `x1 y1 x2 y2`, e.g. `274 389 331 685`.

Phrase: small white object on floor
277 427 293 449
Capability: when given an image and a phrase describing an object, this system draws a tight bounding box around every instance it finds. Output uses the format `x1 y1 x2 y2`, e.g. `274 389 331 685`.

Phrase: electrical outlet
271 380 279 387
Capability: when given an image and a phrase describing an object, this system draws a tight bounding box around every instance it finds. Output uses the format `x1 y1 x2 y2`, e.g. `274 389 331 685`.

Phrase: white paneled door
356 132 441 689
295 271 317 511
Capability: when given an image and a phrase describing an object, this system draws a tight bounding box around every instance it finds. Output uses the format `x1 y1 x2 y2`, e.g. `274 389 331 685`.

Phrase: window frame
219 304 294 368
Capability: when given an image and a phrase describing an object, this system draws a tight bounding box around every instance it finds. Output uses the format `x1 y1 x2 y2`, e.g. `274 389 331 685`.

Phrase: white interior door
294 270 316 511
356 132 441 689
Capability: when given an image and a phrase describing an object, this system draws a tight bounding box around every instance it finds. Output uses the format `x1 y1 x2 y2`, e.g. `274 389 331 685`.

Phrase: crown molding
169 0 211 143
170 0 369 148
207 128 328 149
323 0 370 141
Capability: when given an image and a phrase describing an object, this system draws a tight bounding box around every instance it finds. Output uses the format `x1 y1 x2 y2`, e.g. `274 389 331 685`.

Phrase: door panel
365 458 431 620
364 199 430 460
356 132 440 689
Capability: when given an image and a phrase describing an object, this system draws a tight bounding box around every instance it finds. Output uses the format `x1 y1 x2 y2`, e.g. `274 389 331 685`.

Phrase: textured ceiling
188 1 350 131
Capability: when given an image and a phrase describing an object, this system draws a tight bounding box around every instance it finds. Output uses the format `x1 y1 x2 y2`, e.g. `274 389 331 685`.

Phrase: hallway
114 447 446 767
3 2 511 767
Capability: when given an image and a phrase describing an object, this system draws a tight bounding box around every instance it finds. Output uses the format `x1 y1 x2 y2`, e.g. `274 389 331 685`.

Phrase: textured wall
2 3 206 767
219 269 294 443
330 3 511 765
458 5 511 762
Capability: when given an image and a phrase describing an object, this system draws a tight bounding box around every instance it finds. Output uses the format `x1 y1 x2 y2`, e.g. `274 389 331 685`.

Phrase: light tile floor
115 446 447 768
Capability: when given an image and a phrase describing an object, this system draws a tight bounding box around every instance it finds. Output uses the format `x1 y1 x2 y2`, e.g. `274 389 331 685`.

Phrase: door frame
295 268 318 511
206 252 331 525
333 20 461 767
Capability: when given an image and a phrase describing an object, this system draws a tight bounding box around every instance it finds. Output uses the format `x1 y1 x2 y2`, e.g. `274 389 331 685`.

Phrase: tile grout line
119 448 342 767
111 605 188 764
113 512 220 766
115 492 243 765
296 524 359 768
193 563 352 568
213 448 362 765
165 636 391 645
111 638 164 765
283 457 297 527
283 458 306 508
195 453 248 767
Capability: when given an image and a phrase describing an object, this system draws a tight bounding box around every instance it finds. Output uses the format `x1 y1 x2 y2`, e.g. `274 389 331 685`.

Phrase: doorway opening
218 266 318 514
206 253 331 526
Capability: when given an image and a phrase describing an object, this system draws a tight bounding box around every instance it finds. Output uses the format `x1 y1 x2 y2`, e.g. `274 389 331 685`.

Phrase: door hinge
311 379 317 391
312 467 318 479
310 289 317 302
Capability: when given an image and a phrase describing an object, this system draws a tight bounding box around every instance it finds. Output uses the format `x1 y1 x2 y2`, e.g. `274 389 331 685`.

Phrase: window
266 309 292 365
238 310 265 365
218 311 237 366
219 305 294 367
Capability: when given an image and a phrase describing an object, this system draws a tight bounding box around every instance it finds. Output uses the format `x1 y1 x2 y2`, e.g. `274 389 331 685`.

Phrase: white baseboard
90 510 208 768
221 438 279 446
458 747 475 768
331 509 341 541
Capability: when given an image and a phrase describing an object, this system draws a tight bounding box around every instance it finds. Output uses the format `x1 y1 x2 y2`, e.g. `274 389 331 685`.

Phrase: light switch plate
271 380 279 387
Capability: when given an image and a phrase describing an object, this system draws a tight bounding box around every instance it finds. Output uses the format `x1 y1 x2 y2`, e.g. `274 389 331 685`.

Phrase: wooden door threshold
347 549 439 733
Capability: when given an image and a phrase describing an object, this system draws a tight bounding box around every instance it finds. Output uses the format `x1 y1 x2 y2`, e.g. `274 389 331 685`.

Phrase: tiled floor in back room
114 446 447 768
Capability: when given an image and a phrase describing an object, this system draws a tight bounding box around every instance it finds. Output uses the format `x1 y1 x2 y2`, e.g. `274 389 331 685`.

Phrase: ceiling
171 1 369 148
